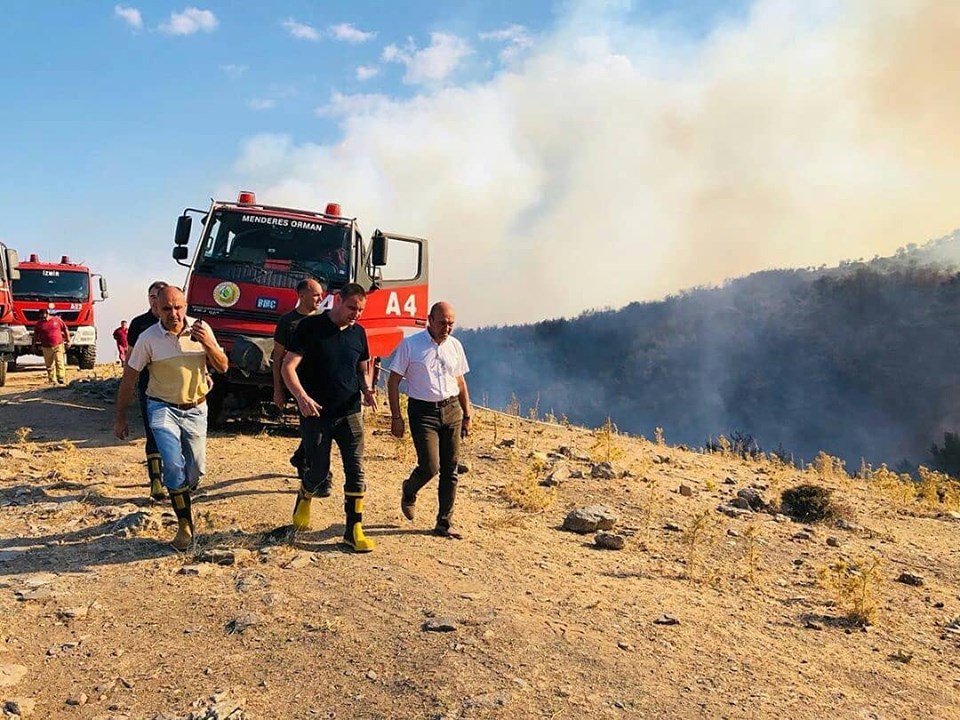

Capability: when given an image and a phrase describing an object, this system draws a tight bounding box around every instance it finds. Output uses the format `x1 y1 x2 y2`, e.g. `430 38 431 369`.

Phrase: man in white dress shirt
387 301 472 538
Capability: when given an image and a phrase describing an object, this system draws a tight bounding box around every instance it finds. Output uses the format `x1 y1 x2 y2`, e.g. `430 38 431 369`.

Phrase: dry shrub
740 523 764 585
916 467 960 511
867 465 915 508
781 484 846 523
682 510 720 581
812 451 847 480
499 456 555 513
865 465 960 513
819 555 883 626
591 417 626 464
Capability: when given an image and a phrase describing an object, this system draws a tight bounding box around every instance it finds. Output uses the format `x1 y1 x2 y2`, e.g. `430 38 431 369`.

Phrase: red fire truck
0 243 20 386
173 190 429 424
9 254 109 370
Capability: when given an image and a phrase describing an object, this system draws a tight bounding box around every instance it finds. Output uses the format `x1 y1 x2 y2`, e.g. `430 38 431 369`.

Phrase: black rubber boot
148 453 165 501
342 493 375 552
168 487 194 552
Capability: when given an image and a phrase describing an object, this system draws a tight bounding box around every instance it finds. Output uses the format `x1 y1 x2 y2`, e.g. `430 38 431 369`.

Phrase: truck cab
173 191 429 424
9 254 109 370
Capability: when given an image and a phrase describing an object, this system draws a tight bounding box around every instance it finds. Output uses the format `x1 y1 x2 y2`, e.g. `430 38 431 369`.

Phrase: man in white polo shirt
114 286 229 550
387 301 472 538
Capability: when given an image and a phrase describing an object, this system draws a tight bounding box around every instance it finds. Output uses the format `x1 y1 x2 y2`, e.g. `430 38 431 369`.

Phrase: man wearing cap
387 301 472 539
33 308 71 385
114 286 228 551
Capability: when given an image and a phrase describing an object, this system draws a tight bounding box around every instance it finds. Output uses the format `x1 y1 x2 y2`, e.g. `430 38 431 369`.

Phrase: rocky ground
1 364 960 719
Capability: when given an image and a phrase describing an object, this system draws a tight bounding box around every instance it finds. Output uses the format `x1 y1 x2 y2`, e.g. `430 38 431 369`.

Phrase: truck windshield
199 209 351 286
12 269 90 301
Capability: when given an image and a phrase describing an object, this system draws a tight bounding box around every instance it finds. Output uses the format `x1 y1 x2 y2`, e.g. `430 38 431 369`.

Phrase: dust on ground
1 364 959 719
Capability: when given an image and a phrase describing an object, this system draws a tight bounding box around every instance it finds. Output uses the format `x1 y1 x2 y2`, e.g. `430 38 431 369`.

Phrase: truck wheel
206 379 227 429
78 345 96 370
0 360 6 387
7 357 17 372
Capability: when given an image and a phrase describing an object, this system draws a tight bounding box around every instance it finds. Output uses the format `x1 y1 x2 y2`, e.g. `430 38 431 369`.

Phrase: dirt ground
1 363 959 719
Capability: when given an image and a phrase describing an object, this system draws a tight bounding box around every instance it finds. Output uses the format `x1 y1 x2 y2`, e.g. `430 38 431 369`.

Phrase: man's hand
296 393 322 417
460 416 472 439
390 417 405 439
114 416 129 440
189 320 215 348
361 388 377 408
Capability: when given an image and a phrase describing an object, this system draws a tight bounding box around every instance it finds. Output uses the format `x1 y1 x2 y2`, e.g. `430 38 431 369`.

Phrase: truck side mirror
5 248 19 280
371 231 388 267
99 276 109 300
173 246 189 261
175 215 192 246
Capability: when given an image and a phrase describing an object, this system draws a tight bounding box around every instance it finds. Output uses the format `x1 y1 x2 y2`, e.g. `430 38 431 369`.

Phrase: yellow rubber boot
169 488 194 552
292 487 313 531
148 454 165 501
343 493 375 553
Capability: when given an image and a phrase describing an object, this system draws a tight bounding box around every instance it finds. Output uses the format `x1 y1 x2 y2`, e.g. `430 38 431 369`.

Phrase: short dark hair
39 308 49 316
339 283 366 301
148 280 169 293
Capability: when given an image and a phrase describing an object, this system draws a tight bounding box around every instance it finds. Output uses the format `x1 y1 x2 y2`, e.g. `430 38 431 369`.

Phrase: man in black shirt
125 280 168 501
272 278 326 487
282 283 377 552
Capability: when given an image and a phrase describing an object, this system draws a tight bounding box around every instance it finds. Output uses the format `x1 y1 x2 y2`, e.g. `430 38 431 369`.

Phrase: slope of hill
1 366 959 718
459 231 960 469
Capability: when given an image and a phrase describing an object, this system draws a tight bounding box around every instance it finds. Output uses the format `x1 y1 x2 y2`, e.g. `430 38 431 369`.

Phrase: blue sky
1 1 957 356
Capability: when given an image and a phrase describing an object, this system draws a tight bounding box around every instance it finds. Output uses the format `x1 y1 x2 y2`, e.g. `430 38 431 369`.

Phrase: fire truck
0 243 20 386
9 254 109 370
173 191 429 424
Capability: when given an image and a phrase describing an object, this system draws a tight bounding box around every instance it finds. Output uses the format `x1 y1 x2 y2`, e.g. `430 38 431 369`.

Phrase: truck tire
206 379 227 429
0 360 6 387
7 357 16 372
78 345 96 370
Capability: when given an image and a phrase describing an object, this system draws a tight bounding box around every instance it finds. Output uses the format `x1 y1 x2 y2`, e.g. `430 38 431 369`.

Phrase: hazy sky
1 0 957 357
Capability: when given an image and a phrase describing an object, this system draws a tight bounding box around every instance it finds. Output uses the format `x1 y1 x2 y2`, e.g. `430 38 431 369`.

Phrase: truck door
361 231 429 361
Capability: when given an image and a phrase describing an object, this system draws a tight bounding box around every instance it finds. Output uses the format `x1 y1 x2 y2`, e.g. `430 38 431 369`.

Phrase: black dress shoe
432 527 462 540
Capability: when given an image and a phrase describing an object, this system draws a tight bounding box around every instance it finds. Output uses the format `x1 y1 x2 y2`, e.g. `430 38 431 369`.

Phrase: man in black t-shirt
126 280 169 501
281 283 377 552
272 278 325 486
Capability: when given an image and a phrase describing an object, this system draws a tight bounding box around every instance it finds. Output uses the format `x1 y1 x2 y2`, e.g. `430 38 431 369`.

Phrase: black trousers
137 375 159 457
404 399 462 531
301 411 365 495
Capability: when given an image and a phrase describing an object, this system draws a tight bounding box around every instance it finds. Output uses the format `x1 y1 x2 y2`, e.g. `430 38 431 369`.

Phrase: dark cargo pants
301 411 365 496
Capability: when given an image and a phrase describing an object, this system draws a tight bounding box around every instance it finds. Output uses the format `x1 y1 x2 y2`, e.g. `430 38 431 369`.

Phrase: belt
147 396 206 410
409 396 459 408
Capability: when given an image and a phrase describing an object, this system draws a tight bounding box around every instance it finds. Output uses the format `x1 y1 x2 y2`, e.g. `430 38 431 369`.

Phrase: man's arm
114 365 141 439
61 318 71 349
457 374 472 437
271 341 287 408
387 371 404 438
282 352 321 417
191 321 228 373
357 359 376 408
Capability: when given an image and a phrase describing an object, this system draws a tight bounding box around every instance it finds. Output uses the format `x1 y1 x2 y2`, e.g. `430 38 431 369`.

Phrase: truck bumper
0 326 14 355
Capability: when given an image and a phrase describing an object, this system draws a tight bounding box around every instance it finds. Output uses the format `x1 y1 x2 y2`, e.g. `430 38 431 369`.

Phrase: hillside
459 231 960 469
1 366 959 719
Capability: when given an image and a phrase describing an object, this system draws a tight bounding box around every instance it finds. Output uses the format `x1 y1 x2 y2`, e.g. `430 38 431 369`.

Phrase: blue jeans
146 399 208 492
